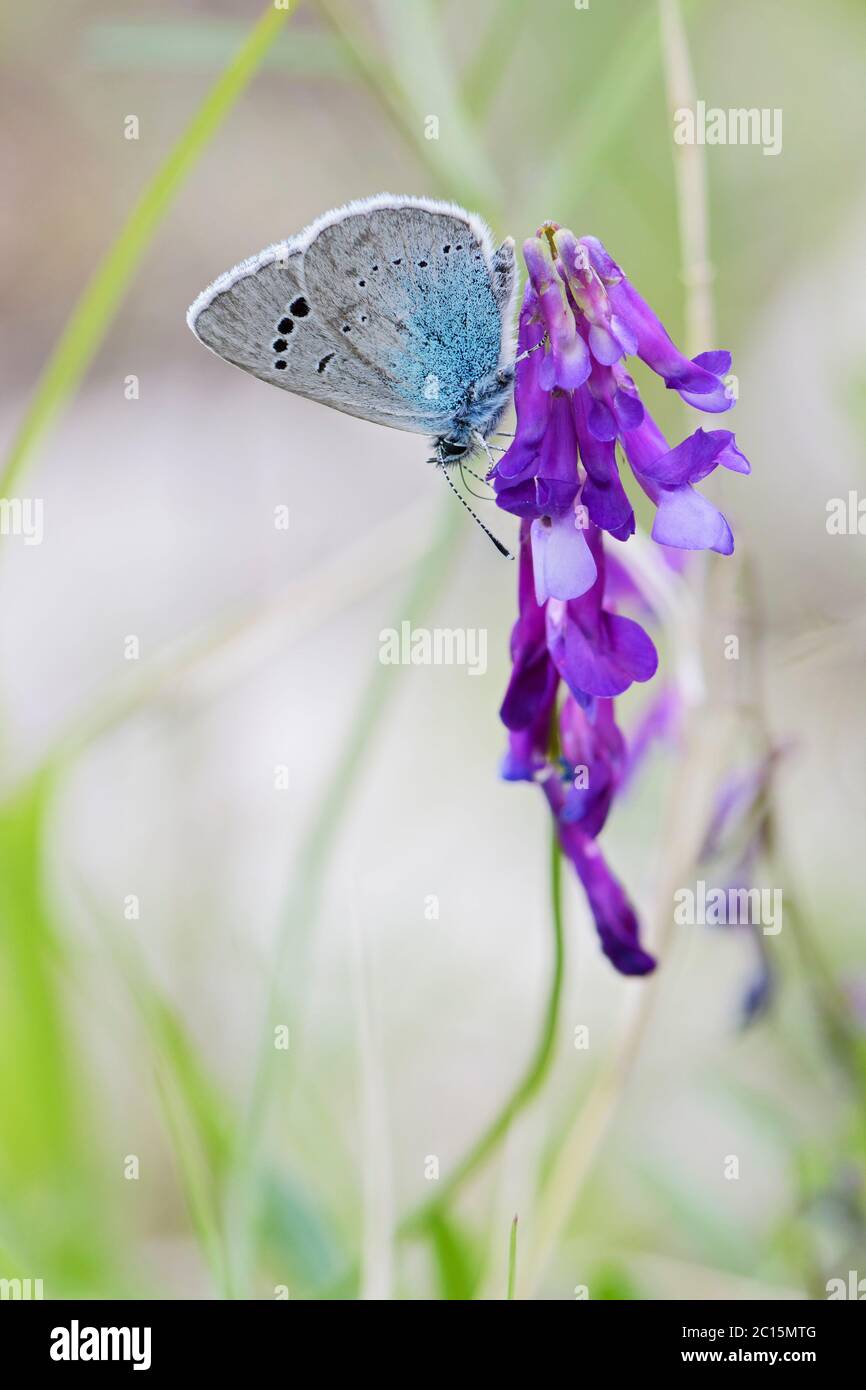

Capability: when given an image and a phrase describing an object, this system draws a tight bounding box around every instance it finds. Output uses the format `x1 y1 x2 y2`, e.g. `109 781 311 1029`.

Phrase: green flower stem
400 825 565 1238
0 0 296 499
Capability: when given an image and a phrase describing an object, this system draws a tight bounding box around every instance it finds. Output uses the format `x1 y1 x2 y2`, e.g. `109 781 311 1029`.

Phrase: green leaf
425 1208 483 1301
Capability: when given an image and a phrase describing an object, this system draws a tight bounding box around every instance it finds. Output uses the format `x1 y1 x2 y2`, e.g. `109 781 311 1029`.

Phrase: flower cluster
492 225 750 976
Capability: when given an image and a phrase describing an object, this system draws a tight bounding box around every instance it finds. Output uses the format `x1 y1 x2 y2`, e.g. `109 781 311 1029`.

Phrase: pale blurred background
0 0 865 1300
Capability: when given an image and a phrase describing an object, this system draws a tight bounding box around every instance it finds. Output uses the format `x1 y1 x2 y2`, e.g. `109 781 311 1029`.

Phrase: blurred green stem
507 1214 518 1300
0 0 296 499
400 827 565 1237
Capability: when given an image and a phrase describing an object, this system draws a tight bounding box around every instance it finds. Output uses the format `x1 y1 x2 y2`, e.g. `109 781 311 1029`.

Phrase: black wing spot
277 317 293 334
455 244 463 251
371 264 379 272
359 314 368 323
290 296 310 317
392 257 401 265
342 324 351 333
443 244 451 253
418 260 428 268
317 353 334 374
275 359 287 370
272 338 288 352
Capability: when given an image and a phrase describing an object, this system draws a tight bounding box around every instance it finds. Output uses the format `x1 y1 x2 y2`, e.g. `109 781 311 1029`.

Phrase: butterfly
187 194 518 551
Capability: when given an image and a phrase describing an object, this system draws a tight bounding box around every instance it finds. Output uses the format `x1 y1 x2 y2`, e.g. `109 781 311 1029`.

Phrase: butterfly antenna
436 457 512 559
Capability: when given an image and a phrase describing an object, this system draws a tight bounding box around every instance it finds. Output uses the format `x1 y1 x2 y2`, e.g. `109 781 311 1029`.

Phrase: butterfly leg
514 338 547 365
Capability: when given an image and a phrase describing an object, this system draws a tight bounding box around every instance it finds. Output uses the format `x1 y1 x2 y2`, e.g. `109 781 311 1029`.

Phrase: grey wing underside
187 197 517 438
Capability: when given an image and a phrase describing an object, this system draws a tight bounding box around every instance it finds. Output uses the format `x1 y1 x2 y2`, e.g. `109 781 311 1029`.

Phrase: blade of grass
507 1214 518 1299
0 772 121 1293
77 879 237 1297
462 0 527 122
83 19 351 78
314 0 502 221
530 0 703 218
0 0 297 500
369 0 503 210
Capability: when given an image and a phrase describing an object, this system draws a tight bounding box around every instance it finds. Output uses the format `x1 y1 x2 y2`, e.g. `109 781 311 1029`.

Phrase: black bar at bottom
0 1297 859 1373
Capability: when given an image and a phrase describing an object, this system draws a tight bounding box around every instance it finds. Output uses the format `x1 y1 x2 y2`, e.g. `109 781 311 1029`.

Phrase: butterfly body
188 194 517 463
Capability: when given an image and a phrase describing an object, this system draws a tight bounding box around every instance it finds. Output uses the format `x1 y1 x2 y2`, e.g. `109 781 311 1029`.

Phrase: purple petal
550 607 658 699
693 349 732 376
556 829 656 976
524 236 591 391
612 387 645 432
651 485 734 554
588 397 618 441
610 313 638 356
579 236 622 285
636 428 732 486
678 377 736 413
495 286 550 481
500 649 556 731
588 322 623 366
582 476 636 538
531 511 598 603
719 439 751 474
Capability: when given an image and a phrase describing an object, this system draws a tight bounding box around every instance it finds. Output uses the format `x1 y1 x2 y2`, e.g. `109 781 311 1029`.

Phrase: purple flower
555 825 656 977
523 234 591 391
494 225 751 979
498 525 656 976
545 528 658 702
500 523 558 738
494 226 749 558
579 236 735 410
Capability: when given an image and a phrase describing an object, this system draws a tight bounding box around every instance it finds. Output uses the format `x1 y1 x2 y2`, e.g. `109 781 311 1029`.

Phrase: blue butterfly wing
188 196 515 439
